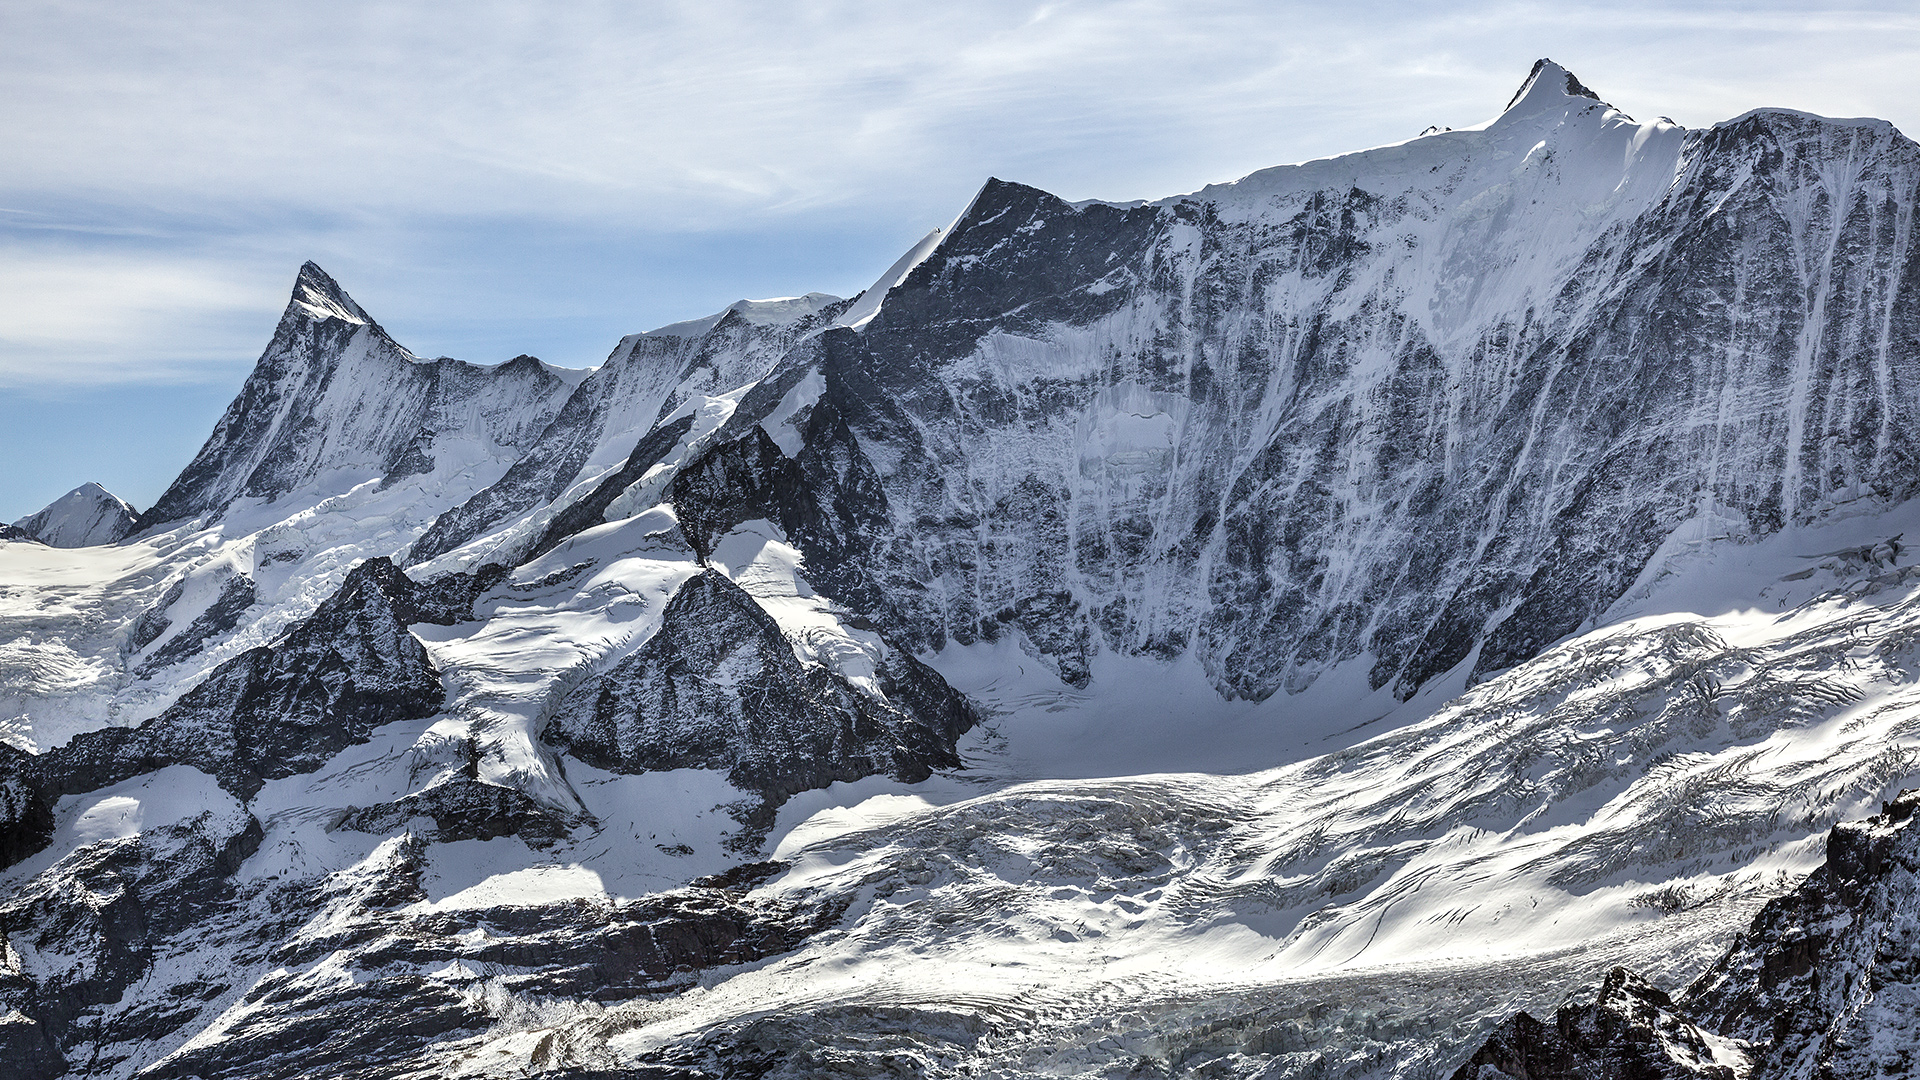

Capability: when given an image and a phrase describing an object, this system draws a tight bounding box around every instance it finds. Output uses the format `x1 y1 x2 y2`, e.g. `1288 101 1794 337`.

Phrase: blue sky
4 0 1917 520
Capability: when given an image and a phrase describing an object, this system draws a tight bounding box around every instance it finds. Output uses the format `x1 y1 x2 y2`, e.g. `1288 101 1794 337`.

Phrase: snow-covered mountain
12 482 137 547
5 60 1920 1079
139 261 584 530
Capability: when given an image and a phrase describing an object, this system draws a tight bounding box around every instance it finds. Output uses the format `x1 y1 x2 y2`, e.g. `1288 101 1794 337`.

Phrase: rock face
12 484 137 548
1686 791 1920 1079
40 557 443 803
0 800 261 1080
545 570 973 806
0 557 449 874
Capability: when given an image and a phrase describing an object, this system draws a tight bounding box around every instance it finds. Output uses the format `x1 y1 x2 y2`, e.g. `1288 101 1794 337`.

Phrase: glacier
4 59 1920 1078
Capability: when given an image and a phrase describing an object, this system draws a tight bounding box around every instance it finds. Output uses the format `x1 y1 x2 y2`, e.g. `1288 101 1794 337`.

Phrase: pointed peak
1503 59 1604 116
69 482 132 510
13 482 138 547
286 261 372 326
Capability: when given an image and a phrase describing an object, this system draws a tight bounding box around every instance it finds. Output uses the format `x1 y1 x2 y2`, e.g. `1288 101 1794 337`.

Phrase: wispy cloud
1 0 1917 389
0 246 282 387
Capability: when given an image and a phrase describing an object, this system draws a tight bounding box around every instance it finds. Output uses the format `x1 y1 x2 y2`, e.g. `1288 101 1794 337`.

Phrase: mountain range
5 60 1920 1078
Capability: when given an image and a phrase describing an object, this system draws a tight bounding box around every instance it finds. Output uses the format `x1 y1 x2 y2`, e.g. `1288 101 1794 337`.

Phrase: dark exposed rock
718 106 1920 704
27 557 444 814
543 571 972 807
0 810 262 1073
1449 967 1743 1079
398 561 511 624
133 848 846 1080
663 394 927 651
4 554 510 873
0 523 39 543
1505 56 1603 112
128 577 184 650
1683 789 1920 1078
529 414 697 560
0 743 54 869
1459 790 1920 1079
333 776 574 844
0 1009 63 1080
141 571 257 672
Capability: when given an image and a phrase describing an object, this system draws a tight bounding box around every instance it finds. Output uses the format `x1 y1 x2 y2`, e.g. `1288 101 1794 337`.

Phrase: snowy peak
1502 58 1605 116
138 264 577 529
285 260 373 327
11 482 137 547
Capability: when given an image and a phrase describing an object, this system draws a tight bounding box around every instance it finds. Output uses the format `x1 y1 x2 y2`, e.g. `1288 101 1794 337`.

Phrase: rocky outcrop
1450 968 1745 1079
0 808 262 1079
333 775 573 844
1685 791 1920 1078
543 570 973 806
1459 790 1920 1079
0 744 54 868
36 558 443 805
0 555 467 874
123 846 837 1080
137 571 257 673
663 410 908 639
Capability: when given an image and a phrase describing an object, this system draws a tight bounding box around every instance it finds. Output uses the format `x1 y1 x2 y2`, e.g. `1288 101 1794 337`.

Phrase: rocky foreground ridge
1459 789 1920 1080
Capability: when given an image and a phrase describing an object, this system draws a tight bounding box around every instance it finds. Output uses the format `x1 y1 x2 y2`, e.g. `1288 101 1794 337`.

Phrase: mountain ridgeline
142 61 1920 706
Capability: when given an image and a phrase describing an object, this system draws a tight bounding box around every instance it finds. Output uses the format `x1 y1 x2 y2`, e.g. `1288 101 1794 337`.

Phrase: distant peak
13 481 137 547
287 261 373 326
1503 58 1603 115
